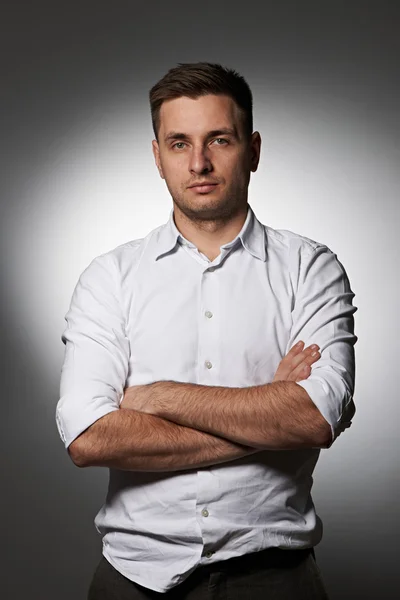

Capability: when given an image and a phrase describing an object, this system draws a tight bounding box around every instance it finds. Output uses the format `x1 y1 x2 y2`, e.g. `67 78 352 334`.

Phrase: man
56 62 357 599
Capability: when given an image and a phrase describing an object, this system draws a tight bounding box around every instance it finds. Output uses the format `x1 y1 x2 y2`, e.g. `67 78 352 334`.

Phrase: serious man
56 62 357 599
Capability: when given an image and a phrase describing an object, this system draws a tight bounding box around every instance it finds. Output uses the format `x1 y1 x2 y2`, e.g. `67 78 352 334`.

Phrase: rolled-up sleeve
288 242 358 447
55 253 130 450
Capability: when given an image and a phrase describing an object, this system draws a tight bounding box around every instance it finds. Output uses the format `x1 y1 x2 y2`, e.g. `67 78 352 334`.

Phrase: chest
123 250 294 387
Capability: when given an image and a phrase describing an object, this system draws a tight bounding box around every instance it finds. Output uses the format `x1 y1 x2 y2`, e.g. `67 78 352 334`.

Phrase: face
152 94 261 223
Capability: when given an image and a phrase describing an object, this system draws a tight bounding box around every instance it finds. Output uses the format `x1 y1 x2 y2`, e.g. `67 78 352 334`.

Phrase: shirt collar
152 203 267 262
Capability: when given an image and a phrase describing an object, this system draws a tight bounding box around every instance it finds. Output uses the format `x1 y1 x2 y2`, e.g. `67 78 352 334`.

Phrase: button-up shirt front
56 204 357 593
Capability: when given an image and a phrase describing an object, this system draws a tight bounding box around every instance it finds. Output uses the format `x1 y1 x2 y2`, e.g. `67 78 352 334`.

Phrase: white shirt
56 203 357 593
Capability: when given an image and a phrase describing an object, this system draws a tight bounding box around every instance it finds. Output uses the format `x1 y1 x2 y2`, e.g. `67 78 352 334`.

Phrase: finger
275 345 319 382
273 343 319 382
275 341 308 379
293 364 311 382
287 344 320 372
290 351 321 381
286 340 305 358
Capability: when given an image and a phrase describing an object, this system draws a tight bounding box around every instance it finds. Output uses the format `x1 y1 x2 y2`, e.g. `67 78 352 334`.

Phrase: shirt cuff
56 394 122 450
296 374 355 447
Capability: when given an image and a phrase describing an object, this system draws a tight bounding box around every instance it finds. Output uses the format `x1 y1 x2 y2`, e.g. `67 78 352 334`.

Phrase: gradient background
1 1 399 598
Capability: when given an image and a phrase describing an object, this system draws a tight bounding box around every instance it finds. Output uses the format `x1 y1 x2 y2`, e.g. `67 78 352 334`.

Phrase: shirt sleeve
287 242 358 448
55 253 130 450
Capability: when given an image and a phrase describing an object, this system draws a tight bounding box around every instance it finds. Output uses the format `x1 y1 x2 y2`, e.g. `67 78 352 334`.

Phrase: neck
172 202 249 261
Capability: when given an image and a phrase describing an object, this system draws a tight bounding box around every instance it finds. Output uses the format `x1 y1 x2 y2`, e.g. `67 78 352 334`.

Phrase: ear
250 132 261 173
152 140 165 179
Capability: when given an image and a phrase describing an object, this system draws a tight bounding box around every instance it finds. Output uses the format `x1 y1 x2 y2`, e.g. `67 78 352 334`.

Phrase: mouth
188 183 219 194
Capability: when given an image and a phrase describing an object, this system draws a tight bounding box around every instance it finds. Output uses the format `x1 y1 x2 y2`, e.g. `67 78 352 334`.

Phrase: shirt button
201 508 209 517
205 551 214 558
205 361 212 369
205 311 213 318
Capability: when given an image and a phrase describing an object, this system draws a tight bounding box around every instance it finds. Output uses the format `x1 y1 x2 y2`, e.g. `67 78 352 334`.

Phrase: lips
188 183 219 193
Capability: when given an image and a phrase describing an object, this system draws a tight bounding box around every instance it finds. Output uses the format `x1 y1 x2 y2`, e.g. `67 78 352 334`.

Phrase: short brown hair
149 62 253 142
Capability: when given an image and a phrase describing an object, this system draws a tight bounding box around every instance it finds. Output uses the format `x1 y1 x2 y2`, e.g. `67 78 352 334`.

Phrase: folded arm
57 242 357 469
127 243 357 451
139 378 332 450
72 408 260 469
56 253 258 470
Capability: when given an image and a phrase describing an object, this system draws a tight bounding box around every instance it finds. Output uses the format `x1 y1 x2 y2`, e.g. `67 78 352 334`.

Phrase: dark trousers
87 547 330 599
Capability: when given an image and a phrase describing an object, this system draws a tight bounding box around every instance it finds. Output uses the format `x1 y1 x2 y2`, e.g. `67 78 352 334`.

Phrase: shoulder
261 224 347 292
86 221 165 275
263 223 331 260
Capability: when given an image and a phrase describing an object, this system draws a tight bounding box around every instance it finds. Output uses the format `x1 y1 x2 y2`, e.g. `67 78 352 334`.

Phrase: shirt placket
194 253 227 561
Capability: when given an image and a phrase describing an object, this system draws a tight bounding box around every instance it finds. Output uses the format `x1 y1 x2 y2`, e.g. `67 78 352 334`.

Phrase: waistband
197 546 315 574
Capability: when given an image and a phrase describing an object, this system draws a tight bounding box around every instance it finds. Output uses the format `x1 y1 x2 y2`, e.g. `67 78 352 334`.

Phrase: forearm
152 380 331 450
73 408 260 470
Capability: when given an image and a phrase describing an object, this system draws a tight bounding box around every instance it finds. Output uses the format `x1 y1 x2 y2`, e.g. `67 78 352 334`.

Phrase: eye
213 138 228 145
172 142 186 149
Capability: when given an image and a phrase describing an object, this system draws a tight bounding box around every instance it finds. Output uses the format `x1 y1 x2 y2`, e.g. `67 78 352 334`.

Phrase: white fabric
56 203 357 592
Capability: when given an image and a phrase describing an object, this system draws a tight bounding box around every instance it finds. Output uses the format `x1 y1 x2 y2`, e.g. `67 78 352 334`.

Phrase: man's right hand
273 341 321 383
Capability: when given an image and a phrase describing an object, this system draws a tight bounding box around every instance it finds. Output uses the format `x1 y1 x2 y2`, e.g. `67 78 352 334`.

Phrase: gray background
1 1 399 598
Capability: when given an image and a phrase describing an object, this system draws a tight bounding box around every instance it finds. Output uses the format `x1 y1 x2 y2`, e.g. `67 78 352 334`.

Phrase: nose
188 145 213 175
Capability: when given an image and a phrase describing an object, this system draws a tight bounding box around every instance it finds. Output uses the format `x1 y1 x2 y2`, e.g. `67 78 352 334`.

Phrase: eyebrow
164 127 239 143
